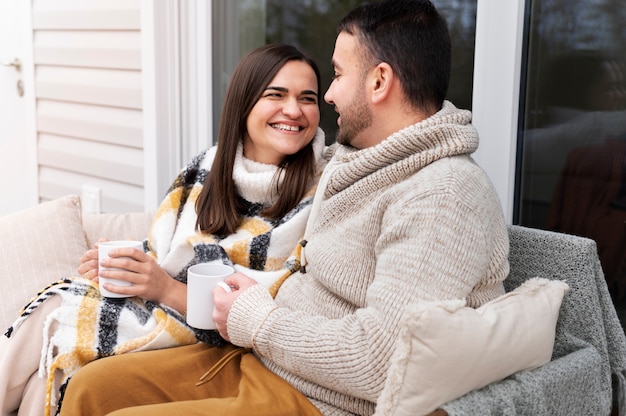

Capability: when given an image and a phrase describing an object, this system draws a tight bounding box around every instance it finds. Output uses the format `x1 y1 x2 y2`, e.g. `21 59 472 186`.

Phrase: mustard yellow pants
59 343 322 416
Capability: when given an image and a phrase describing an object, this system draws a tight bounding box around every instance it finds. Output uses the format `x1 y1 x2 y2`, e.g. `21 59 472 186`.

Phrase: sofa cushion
374 277 569 416
82 211 154 248
0 195 88 330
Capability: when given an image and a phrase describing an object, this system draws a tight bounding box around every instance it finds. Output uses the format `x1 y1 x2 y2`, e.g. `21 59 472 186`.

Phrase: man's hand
213 273 258 341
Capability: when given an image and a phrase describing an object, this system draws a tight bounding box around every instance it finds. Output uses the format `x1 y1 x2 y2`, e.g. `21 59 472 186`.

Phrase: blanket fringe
40 310 58 378
6 278 71 337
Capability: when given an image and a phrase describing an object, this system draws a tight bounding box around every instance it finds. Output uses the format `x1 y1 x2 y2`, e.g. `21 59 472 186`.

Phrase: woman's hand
213 273 258 341
78 238 107 283
99 247 179 295
94 245 187 314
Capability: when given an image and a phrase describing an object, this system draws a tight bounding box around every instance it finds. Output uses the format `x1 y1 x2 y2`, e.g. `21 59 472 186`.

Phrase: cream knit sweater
228 101 510 415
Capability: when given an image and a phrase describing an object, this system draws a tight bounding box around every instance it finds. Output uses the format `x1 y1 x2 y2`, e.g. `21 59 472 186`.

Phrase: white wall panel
32 0 140 30
38 134 143 186
32 0 144 213
35 67 142 109
33 31 141 69
38 167 144 213
37 100 142 147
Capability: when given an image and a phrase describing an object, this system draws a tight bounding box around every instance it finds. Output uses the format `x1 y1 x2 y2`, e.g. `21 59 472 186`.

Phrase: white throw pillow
0 195 88 331
374 277 569 416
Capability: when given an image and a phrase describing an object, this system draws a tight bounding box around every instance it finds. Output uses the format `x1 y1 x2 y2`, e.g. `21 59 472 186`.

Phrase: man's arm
223 181 508 401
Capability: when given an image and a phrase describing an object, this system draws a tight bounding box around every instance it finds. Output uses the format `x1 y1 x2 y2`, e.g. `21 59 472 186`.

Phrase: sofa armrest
82 211 154 248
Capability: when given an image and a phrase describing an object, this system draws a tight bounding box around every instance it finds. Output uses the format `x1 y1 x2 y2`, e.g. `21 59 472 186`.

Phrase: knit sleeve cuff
227 283 277 348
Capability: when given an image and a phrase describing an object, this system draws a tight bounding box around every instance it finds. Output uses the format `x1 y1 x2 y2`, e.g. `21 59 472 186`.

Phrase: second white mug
186 263 234 330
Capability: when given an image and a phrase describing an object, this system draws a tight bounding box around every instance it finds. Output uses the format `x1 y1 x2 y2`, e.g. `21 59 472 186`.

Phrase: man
59 1 509 415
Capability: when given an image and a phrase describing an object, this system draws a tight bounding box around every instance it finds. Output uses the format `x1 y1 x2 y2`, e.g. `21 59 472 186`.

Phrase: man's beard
336 91 373 146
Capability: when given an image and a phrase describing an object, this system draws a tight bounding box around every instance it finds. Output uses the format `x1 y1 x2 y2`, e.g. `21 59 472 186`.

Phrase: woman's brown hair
195 43 322 236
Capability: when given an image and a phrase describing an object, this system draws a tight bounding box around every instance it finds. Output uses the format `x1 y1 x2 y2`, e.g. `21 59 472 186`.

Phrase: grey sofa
440 225 626 415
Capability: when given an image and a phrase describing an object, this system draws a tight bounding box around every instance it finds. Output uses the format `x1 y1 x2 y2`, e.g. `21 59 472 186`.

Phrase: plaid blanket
9 277 198 415
5 137 324 416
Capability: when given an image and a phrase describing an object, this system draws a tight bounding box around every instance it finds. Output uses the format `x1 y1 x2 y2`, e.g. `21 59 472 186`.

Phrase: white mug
186 263 233 330
98 240 143 298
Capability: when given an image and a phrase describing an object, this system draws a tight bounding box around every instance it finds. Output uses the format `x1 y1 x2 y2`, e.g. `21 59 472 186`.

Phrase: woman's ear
370 62 394 104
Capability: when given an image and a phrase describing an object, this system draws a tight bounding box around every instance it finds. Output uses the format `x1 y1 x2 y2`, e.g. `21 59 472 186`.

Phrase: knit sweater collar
325 101 478 197
232 127 327 204
232 143 280 205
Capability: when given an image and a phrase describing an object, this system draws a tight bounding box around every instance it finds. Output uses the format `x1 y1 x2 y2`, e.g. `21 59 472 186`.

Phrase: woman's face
243 60 320 165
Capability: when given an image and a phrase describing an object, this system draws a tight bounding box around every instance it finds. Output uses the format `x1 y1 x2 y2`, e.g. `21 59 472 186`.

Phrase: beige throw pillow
0 195 88 330
82 211 154 248
374 278 569 416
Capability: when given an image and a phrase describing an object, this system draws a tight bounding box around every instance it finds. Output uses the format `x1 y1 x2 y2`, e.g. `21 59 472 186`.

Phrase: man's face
324 32 373 147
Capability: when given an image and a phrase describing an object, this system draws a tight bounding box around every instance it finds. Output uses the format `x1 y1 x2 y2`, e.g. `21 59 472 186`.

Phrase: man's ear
370 62 394 104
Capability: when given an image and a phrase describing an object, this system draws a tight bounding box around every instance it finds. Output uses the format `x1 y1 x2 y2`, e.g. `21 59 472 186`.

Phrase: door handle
0 58 22 72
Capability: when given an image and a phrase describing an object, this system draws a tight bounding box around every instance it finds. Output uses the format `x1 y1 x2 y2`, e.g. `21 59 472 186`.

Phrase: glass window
518 0 626 325
211 0 477 143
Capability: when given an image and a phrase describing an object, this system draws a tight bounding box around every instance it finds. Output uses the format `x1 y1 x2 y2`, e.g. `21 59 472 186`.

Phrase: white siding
32 0 143 213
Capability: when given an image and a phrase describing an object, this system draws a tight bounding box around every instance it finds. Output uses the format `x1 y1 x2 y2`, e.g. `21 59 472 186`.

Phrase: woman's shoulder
183 146 218 171
170 146 218 189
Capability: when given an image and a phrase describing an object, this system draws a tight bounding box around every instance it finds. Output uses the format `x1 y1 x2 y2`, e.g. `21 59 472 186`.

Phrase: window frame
471 0 526 224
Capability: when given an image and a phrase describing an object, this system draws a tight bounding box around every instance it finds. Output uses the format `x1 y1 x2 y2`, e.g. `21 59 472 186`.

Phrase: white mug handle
216 281 232 292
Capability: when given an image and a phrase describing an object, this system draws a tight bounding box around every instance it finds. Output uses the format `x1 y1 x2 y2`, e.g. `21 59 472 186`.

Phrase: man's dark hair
338 0 451 113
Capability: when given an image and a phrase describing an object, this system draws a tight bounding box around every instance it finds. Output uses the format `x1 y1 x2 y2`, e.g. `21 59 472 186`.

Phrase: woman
0 43 326 416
